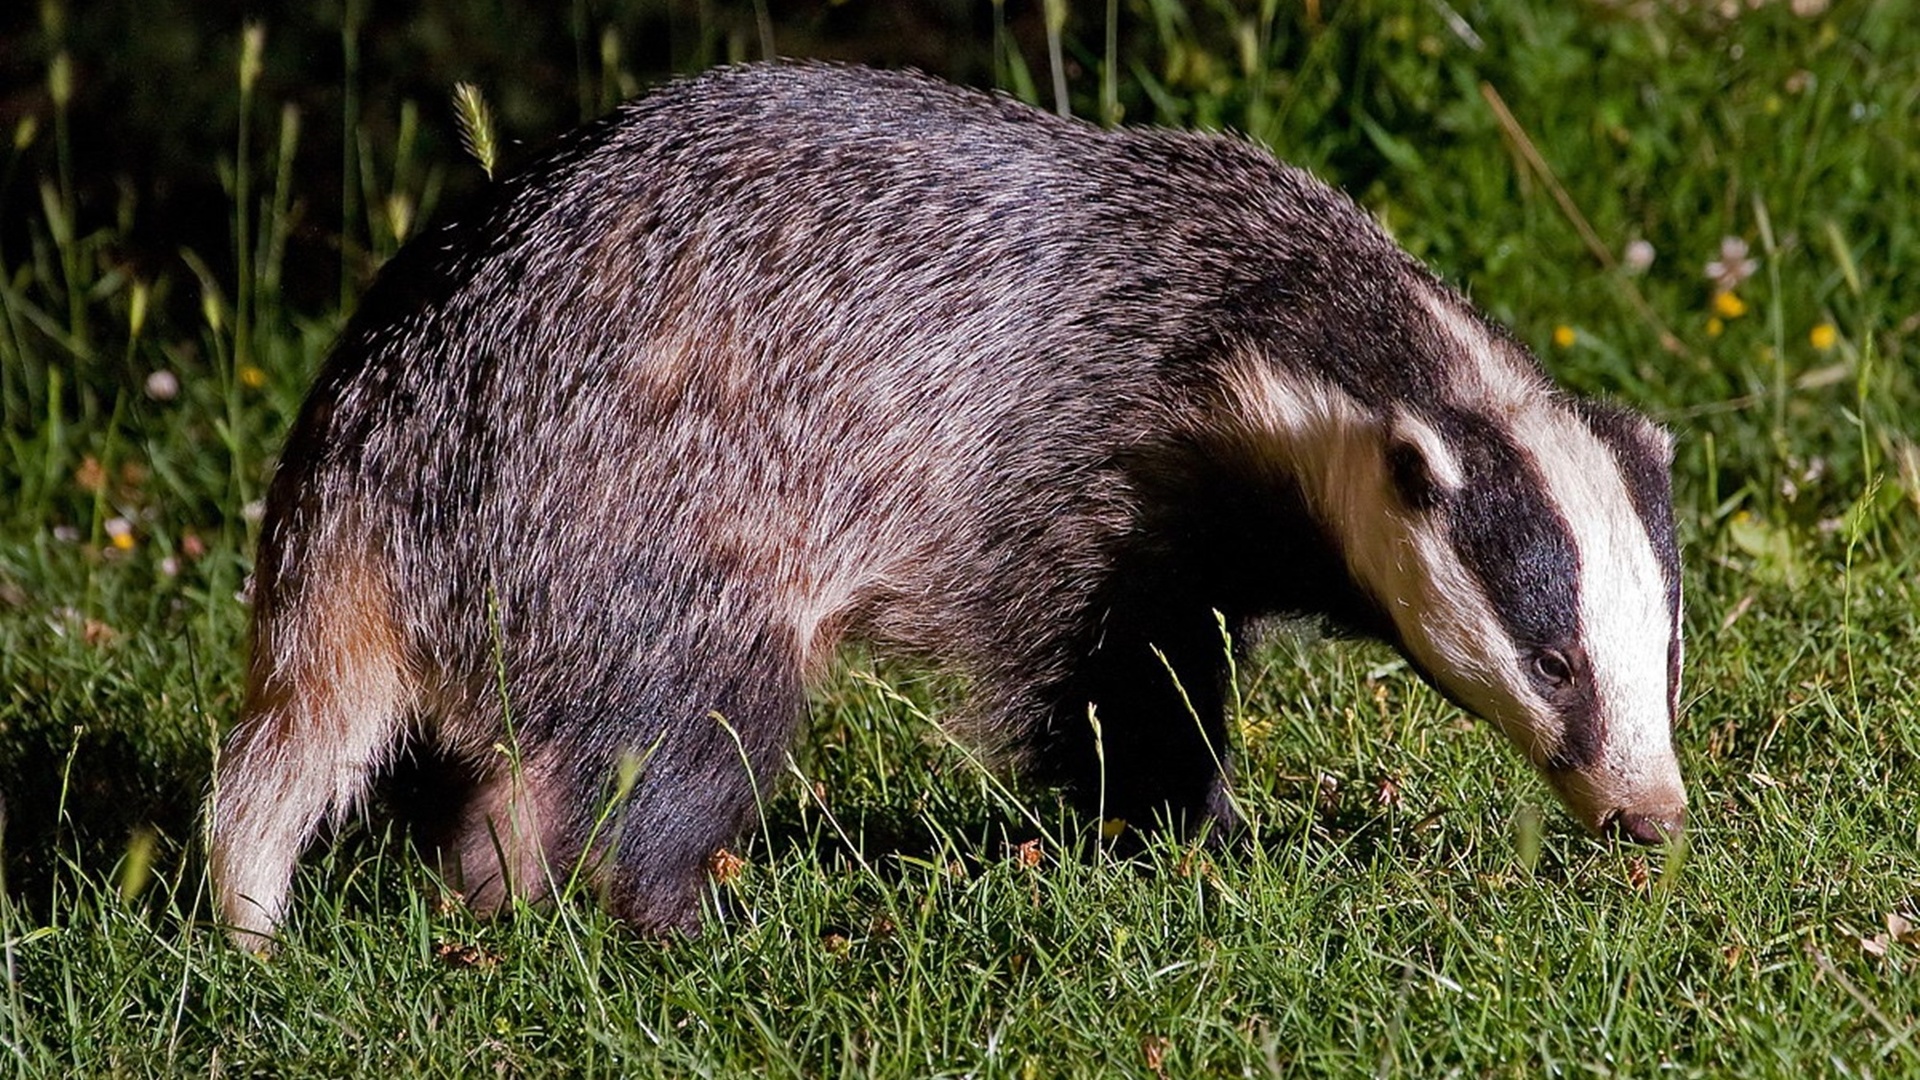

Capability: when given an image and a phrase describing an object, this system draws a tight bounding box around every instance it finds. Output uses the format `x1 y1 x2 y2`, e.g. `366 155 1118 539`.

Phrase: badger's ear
1383 409 1463 512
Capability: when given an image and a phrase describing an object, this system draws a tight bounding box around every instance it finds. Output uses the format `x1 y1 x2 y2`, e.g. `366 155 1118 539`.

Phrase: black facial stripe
1430 410 1578 645
1429 407 1604 770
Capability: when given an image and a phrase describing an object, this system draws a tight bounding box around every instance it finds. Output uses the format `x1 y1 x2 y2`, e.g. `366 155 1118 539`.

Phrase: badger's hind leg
427 745 568 916
439 623 809 934
208 549 413 950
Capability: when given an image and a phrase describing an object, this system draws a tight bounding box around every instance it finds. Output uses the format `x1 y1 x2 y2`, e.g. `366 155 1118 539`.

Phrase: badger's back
266 64 1431 680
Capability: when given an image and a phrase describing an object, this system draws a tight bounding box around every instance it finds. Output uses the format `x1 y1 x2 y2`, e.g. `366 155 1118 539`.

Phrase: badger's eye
1532 649 1574 688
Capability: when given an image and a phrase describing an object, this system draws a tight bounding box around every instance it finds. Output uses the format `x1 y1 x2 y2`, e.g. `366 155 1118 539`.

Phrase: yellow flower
1712 291 1748 319
1707 316 1725 338
1809 323 1837 351
239 365 267 389
105 517 135 551
1552 325 1577 348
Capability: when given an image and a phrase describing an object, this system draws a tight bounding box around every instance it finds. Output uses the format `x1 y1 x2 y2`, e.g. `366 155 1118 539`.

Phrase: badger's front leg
1028 598 1242 840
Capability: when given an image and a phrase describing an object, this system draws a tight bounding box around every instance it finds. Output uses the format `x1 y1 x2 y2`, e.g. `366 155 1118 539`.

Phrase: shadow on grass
0 684 208 919
0 705 1599 940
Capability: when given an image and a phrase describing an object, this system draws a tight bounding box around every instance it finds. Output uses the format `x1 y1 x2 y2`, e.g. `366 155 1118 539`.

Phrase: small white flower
144 369 180 401
1623 239 1656 274
1706 236 1758 292
241 500 267 525
105 517 135 550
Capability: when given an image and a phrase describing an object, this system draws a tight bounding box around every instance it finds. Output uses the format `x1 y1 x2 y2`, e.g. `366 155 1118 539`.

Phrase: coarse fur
208 62 1687 948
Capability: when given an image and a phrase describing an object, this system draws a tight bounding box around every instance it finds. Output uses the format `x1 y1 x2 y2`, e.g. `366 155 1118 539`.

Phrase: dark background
2 1 1304 322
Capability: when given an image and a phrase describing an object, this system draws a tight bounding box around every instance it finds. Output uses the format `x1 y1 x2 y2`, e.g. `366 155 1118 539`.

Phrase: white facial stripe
1510 404 1682 803
1601 412 1682 724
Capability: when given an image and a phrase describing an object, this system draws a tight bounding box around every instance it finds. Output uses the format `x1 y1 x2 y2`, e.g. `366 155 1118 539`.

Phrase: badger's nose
1608 806 1686 845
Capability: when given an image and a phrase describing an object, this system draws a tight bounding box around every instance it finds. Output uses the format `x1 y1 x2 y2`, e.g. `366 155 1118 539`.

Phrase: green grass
4 1 1920 1075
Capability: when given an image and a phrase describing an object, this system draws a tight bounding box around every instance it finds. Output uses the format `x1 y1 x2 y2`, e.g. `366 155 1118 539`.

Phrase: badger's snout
1557 745 1688 845
1603 804 1686 845
1544 747 1687 849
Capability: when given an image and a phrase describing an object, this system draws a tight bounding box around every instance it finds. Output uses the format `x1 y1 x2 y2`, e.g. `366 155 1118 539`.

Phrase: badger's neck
1123 431 1395 639
1201 280 1580 663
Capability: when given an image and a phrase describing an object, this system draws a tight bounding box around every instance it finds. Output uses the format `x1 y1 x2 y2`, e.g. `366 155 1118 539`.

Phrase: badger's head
1227 290 1687 843
1364 396 1687 843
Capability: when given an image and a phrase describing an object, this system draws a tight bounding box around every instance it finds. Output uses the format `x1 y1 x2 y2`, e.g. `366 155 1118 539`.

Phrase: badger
208 62 1687 948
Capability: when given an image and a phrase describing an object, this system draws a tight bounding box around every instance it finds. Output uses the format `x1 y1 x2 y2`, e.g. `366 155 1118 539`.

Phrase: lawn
3 1 1918 1075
